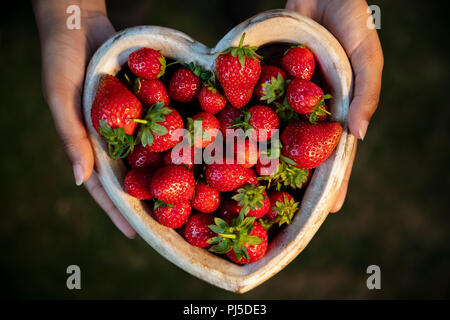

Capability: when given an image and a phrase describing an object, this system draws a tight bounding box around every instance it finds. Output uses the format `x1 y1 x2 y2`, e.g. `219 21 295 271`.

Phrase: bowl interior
82 9 354 293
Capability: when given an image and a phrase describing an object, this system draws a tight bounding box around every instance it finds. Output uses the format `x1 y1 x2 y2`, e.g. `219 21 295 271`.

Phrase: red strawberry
124 168 154 200
191 180 221 213
286 79 331 118
245 167 259 185
226 220 267 264
169 63 210 103
150 165 195 204
205 163 254 192
198 85 227 114
266 191 299 226
91 75 143 159
187 112 220 148
255 157 280 176
281 120 303 145
232 184 270 218
164 145 196 170
233 105 279 141
234 139 259 168
216 105 242 136
282 121 343 169
133 78 169 107
136 103 184 152
281 45 315 80
168 67 200 102
127 144 164 169
128 48 166 79
254 65 286 103
208 216 268 264
184 213 216 247
217 197 240 221
216 33 261 108
153 200 191 228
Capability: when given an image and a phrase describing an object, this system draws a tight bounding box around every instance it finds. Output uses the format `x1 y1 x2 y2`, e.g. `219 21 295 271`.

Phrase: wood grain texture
82 9 355 293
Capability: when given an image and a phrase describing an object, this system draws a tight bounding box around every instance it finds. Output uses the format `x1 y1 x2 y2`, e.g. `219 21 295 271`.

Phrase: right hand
33 0 136 238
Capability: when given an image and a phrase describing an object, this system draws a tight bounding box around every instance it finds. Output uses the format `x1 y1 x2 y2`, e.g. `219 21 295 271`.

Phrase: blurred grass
0 0 449 299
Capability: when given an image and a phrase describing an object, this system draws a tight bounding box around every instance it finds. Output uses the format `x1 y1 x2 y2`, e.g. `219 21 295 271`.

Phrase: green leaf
246 235 264 246
209 225 225 234
206 236 222 245
280 155 298 166
215 218 229 230
140 128 154 147
238 52 246 69
241 245 249 261
233 245 243 261
157 55 166 78
261 73 285 103
151 123 169 136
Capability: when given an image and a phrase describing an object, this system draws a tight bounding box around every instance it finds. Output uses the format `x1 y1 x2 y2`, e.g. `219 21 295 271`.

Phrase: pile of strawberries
90 34 342 264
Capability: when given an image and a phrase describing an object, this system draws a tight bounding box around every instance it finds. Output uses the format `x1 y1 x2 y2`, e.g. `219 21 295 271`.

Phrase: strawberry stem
238 33 246 48
166 60 183 67
133 119 148 124
218 233 236 239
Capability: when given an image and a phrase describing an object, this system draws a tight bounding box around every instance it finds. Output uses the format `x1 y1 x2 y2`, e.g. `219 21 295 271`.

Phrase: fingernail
128 233 137 240
73 164 84 186
358 120 369 140
331 196 345 213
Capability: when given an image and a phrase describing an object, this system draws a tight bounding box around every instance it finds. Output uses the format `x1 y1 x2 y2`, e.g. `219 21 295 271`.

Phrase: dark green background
1 0 449 299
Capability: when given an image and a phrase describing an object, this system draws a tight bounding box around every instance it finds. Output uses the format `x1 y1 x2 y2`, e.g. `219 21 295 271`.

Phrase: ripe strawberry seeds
90 34 342 264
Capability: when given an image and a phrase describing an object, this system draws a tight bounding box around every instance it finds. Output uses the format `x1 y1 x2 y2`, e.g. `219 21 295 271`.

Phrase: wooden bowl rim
82 9 356 293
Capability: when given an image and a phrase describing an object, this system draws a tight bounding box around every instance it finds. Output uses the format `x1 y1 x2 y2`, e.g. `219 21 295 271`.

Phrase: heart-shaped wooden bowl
83 9 355 293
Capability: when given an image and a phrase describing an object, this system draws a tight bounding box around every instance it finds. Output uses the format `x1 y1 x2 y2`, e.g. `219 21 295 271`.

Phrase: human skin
33 0 136 238
286 0 383 212
32 0 382 237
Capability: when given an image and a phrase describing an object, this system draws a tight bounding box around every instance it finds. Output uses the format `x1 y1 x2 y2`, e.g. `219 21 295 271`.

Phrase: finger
46 84 95 186
84 173 137 239
39 32 96 186
285 0 320 19
347 33 384 140
330 141 357 213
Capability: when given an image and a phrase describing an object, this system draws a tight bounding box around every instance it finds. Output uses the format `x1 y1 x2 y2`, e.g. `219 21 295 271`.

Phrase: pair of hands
33 0 383 239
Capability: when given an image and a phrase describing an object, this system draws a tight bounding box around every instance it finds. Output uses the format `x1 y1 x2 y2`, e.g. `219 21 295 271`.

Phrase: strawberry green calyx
207 216 264 261
156 55 167 78
221 33 262 68
227 110 252 131
274 98 299 124
98 120 135 160
186 117 210 146
187 62 212 81
257 216 276 232
134 101 172 147
261 73 286 103
153 199 173 210
309 94 332 124
284 44 306 56
207 86 218 94
272 194 299 226
232 184 267 217
258 156 310 190
202 79 219 93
